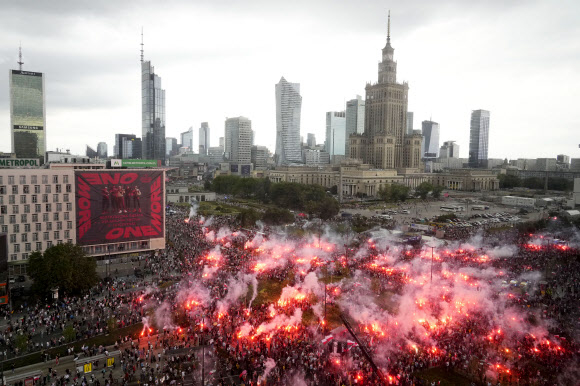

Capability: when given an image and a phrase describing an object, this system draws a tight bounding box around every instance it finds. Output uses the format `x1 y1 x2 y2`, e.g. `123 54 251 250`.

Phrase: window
57 222 62 230
63 194 69 202
8 176 14 184
43 232 49 241
23 185 29 194
21 234 27 242
19 175 26 184
47 241 52 248
24 205 30 213
35 204 41 213
0 186 5 194
21 214 27 223
0 216 3 225
42 194 48 203
45 204 51 212
32 214 38 221
12 186 18 194
24 223 30 232
64 212 69 220
64 230 70 239
0 206 6 214
13 244 20 253
0 196 2 204
36 242 42 251
25 243 31 252
35 223 41 231
32 233 38 241
67 221 72 229
52 175 58 184
56 203 62 212
1 225 7 233
56 185 62 193
9 196 15 204
46 222 52 231
10 254 17 261
66 184 72 193
20 195 26 204
9 234 16 243
53 194 59 203
42 175 48 184
66 203 72 211
34 185 40 194
13 224 19 233
12 206 18 214
42 213 49 222
45 185 51 193
54 231 59 239
53 213 59 221
63 175 69 183
31 175 37 184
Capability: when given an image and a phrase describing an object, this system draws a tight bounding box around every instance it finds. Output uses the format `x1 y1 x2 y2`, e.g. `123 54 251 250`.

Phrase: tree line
498 174 573 191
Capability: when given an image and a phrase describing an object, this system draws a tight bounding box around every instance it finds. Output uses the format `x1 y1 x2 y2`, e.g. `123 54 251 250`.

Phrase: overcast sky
0 0 579 160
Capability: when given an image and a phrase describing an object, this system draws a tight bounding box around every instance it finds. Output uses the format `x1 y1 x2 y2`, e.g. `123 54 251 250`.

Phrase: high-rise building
325 111 346 159
199 122 210 156
348 12 417 170
114 134 137 159
406 112 414 135
141 51 166 163
166 137 178 157
345 95 365 156
180 128 194 151
421 121 440 160
439 141 459 159
275 77 302 165
251 145 269 167
86 145 98 158
10 58 46 161
468 109 490 168
219 137 224 148
97 142 108 158
225 117 252 163
307 133 316 148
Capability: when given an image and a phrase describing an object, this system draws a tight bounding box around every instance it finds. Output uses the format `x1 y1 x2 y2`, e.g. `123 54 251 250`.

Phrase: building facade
166 137 178 157
225 117 252 163
275 77 302 165
306 133 316 148
251 145 269 167
345 95 365 156
468 109 490 168
199 122 210 156
10 70 46 161
141 60 166 163
97 142 108 158
439 141 460 159
325 111 346 159
303 149 330 166
180 128 194 152
114 134 137 159
406 112 414 135
421 121 440 160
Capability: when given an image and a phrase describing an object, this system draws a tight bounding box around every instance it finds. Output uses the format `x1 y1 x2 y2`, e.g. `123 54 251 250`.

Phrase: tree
315 196 340 220
498 174 521 189
389 184 410 202
415 182 433 199
432 185 444 199
238 208 262 227
262 208 295 225
28 243 99 299
63 324 77 342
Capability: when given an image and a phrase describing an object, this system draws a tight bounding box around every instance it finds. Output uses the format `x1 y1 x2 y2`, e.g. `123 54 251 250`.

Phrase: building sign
11 70 42 77
111 159 160 168
13 125 43 131
0 158 40 168
75 170 165 245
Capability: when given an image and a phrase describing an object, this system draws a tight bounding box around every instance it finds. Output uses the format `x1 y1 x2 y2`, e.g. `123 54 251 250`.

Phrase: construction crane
339 313 387 385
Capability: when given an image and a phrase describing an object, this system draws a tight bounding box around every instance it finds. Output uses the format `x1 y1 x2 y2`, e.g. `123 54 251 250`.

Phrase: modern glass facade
141 61 166 163
275 77 302 165
421 120 440 160
468 110 490 168
10 70 46 160
199 122 210 156
325 111 346 159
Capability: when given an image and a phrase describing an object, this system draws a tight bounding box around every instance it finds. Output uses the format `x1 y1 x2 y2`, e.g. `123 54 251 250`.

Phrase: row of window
1 213 71 224
0 193 71 206
10 239 73 259
0 220 73 234
0 175 69 185
0 202 73 215
10 230 72 243
0 184 72 195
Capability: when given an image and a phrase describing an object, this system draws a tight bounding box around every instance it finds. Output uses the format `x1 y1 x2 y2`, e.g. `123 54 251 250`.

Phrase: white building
225 117 252 163
180 127 194 151
325 111 346 160
275 77 302 165
421 120 440 160
439 141 459 159
303 149 330 165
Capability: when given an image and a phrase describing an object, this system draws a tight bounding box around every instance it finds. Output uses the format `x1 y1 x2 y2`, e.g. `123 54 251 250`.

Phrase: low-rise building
501 196 536 207
165 186 216 204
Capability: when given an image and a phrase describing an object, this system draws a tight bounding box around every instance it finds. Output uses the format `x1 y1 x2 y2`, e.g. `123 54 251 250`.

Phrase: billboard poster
75 170 164 245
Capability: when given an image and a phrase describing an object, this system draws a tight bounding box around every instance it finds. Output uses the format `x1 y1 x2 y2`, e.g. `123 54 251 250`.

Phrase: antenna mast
140 28 144 63
17 43 24 70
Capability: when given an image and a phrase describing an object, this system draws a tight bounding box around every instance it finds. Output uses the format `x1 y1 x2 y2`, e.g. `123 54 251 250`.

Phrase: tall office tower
345 95 365 156
421 120 440 160
141 34 166 163
325 111 346 159
348 12 410 169
275 77 302 165
225 117 252 163
439 140 460 159
165 137 178 157
406 112 414 135
199 122 210 155
468 109 490 168
219 137 224 148
86 145 98 158
307 133 316 148
9 47 46 160
251 145 269 167
114 134 137 158
180 127 194 151
97 142 108 158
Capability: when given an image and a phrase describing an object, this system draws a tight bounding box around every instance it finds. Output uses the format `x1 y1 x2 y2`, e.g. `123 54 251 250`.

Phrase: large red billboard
75 170 165 245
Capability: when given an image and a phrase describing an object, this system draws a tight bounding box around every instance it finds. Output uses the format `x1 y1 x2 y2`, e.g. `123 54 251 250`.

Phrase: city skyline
0 1 578 159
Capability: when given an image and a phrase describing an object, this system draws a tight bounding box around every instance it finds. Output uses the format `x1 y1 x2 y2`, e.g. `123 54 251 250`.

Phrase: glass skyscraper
469 109 490 168
275 77 302 165
199 122 210 156
10 70 46 160
421 120 440 160
141 61 166 162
